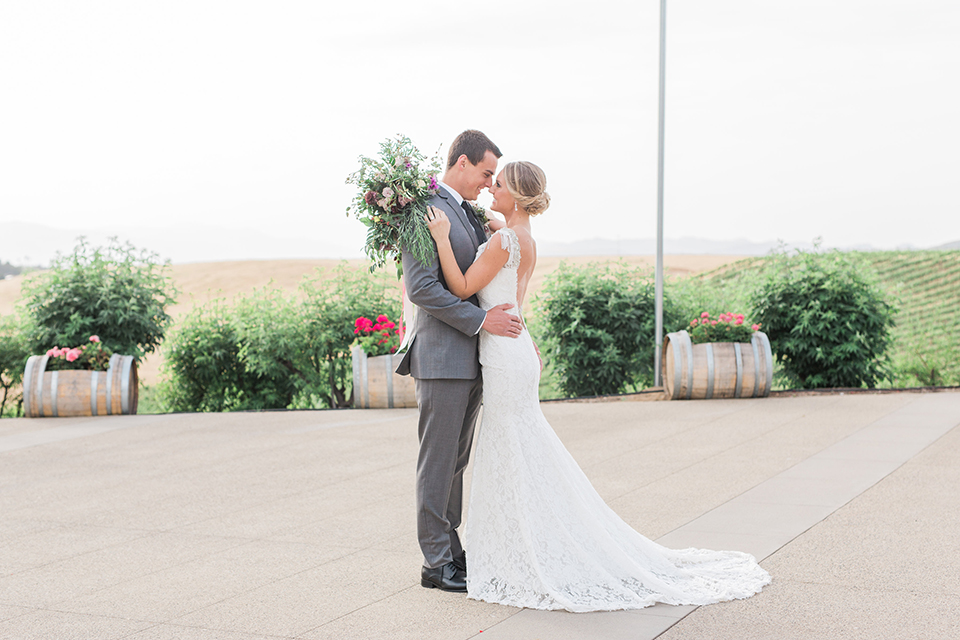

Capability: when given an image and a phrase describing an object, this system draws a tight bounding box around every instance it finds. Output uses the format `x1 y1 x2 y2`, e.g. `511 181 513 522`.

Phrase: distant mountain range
0 221 355 267
0 221 954 267
538 236 936 256
932 240 960 250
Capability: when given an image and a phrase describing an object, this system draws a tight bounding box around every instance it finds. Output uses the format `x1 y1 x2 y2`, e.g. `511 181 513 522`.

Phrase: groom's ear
454 154 469 170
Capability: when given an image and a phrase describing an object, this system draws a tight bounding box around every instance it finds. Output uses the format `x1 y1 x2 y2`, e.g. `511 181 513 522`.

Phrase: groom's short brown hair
447 130 502 170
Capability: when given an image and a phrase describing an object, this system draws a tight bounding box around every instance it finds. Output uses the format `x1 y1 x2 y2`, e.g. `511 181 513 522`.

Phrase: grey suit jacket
396 189 487 379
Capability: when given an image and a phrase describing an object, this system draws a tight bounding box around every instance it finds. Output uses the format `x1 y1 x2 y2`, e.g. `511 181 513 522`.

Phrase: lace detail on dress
464 229 771 612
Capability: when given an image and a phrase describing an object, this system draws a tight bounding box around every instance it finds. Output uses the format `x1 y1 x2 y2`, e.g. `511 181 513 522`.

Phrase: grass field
867 251 960 386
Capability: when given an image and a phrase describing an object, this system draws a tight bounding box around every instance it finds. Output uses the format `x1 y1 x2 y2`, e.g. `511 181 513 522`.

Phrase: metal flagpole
654 0 667 388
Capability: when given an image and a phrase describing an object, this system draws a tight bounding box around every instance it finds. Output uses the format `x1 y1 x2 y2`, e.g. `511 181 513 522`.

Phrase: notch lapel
436 189 480 251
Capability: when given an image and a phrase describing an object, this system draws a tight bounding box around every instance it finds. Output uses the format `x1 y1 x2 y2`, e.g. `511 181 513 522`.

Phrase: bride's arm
427 207 508 300
486 217 505 232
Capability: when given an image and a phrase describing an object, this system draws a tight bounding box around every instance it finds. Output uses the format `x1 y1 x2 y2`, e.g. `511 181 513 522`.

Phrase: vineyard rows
693 250 960 387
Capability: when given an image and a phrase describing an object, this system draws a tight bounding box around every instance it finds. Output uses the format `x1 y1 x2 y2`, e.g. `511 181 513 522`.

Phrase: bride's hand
425 206 451 242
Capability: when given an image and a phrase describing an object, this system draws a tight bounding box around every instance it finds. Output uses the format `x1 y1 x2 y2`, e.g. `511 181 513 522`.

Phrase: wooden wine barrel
662 330 773 400
22 354 139 417
351 347 417 409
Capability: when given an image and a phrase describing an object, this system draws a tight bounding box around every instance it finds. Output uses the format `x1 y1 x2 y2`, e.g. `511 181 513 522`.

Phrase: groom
397 130 523 592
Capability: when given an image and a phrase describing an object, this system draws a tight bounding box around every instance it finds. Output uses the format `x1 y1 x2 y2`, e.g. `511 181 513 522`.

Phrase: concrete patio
1 391 958 639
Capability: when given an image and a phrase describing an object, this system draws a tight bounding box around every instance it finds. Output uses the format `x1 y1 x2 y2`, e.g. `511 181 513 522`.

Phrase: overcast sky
2 1 958 264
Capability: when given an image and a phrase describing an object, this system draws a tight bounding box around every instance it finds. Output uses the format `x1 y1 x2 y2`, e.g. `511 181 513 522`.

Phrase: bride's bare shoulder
510 227 536 250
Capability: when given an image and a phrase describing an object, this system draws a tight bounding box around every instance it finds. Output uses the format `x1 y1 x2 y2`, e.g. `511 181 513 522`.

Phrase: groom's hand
482 303 523 338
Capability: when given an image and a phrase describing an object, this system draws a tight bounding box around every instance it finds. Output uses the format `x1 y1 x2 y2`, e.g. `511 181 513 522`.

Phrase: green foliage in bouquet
535 261 687 398
19 238 177 362
345 135 443 275
686 312 760 345
751 248 896 389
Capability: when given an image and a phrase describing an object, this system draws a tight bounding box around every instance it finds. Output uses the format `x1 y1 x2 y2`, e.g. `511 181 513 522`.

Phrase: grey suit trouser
415 374 483 569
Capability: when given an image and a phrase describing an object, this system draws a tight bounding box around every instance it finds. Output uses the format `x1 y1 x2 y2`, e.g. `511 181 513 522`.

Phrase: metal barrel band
385 355 394 409
34 355 50 418
705 343 715 399
670 335 682 399
758 332 773 396
50 371 59 417
90 371 100 416
360 350 369 409
120 356 133 414
734 342 743 398
750 335 761 398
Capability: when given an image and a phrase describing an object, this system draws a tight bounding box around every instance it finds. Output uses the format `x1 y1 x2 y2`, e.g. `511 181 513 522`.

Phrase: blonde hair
503 161 550 216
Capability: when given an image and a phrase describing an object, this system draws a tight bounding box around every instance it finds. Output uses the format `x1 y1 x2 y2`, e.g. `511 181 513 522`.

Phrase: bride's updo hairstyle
503 161 550 216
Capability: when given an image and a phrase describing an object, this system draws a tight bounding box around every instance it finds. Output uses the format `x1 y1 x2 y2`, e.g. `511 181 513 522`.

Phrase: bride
425 161 771 612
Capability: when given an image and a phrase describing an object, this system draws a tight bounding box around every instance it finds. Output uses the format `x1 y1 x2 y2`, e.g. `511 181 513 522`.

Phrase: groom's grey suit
397 186 487 569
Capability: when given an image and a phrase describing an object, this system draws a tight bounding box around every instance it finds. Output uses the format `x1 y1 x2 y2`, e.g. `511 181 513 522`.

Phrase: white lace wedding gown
464 229 771 612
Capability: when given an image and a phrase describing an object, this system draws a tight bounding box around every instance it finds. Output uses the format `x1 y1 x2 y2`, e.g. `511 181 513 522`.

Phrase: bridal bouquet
346 135 443 275
687 312 761 344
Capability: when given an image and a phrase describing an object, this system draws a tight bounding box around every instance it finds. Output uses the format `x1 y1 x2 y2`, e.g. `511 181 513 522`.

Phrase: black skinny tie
462 202 487 245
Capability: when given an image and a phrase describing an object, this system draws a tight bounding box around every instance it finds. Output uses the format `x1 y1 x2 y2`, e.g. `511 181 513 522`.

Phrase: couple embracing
397 130 770 611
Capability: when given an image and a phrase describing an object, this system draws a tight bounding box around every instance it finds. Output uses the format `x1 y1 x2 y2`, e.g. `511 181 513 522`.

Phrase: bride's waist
480 301 519 312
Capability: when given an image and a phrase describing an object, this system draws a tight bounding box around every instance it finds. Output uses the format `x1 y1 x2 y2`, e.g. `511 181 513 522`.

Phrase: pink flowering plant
353 313 402 357
44 335 114 371
346 135 443 275
687 312 761 345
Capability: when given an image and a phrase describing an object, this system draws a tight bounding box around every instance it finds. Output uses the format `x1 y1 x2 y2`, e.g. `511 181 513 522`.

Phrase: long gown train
464 229 771 612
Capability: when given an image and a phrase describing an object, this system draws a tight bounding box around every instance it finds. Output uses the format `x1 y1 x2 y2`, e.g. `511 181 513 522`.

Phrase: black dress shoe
452 551 466 573
421 561 467 592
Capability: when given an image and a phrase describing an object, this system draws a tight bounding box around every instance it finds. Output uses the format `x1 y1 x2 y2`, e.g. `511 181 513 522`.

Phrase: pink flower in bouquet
65 348 82 362
428 175 438 190
364 190 377 206
89 335 100 343
382 187 394 198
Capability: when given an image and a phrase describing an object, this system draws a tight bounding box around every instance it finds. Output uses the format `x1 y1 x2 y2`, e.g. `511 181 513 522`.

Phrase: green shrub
751 249 896 388
0 315 30 417
158 264 401 412
535 261 685 397
296 265 401 408
18 238 177 362
160 299 298 412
